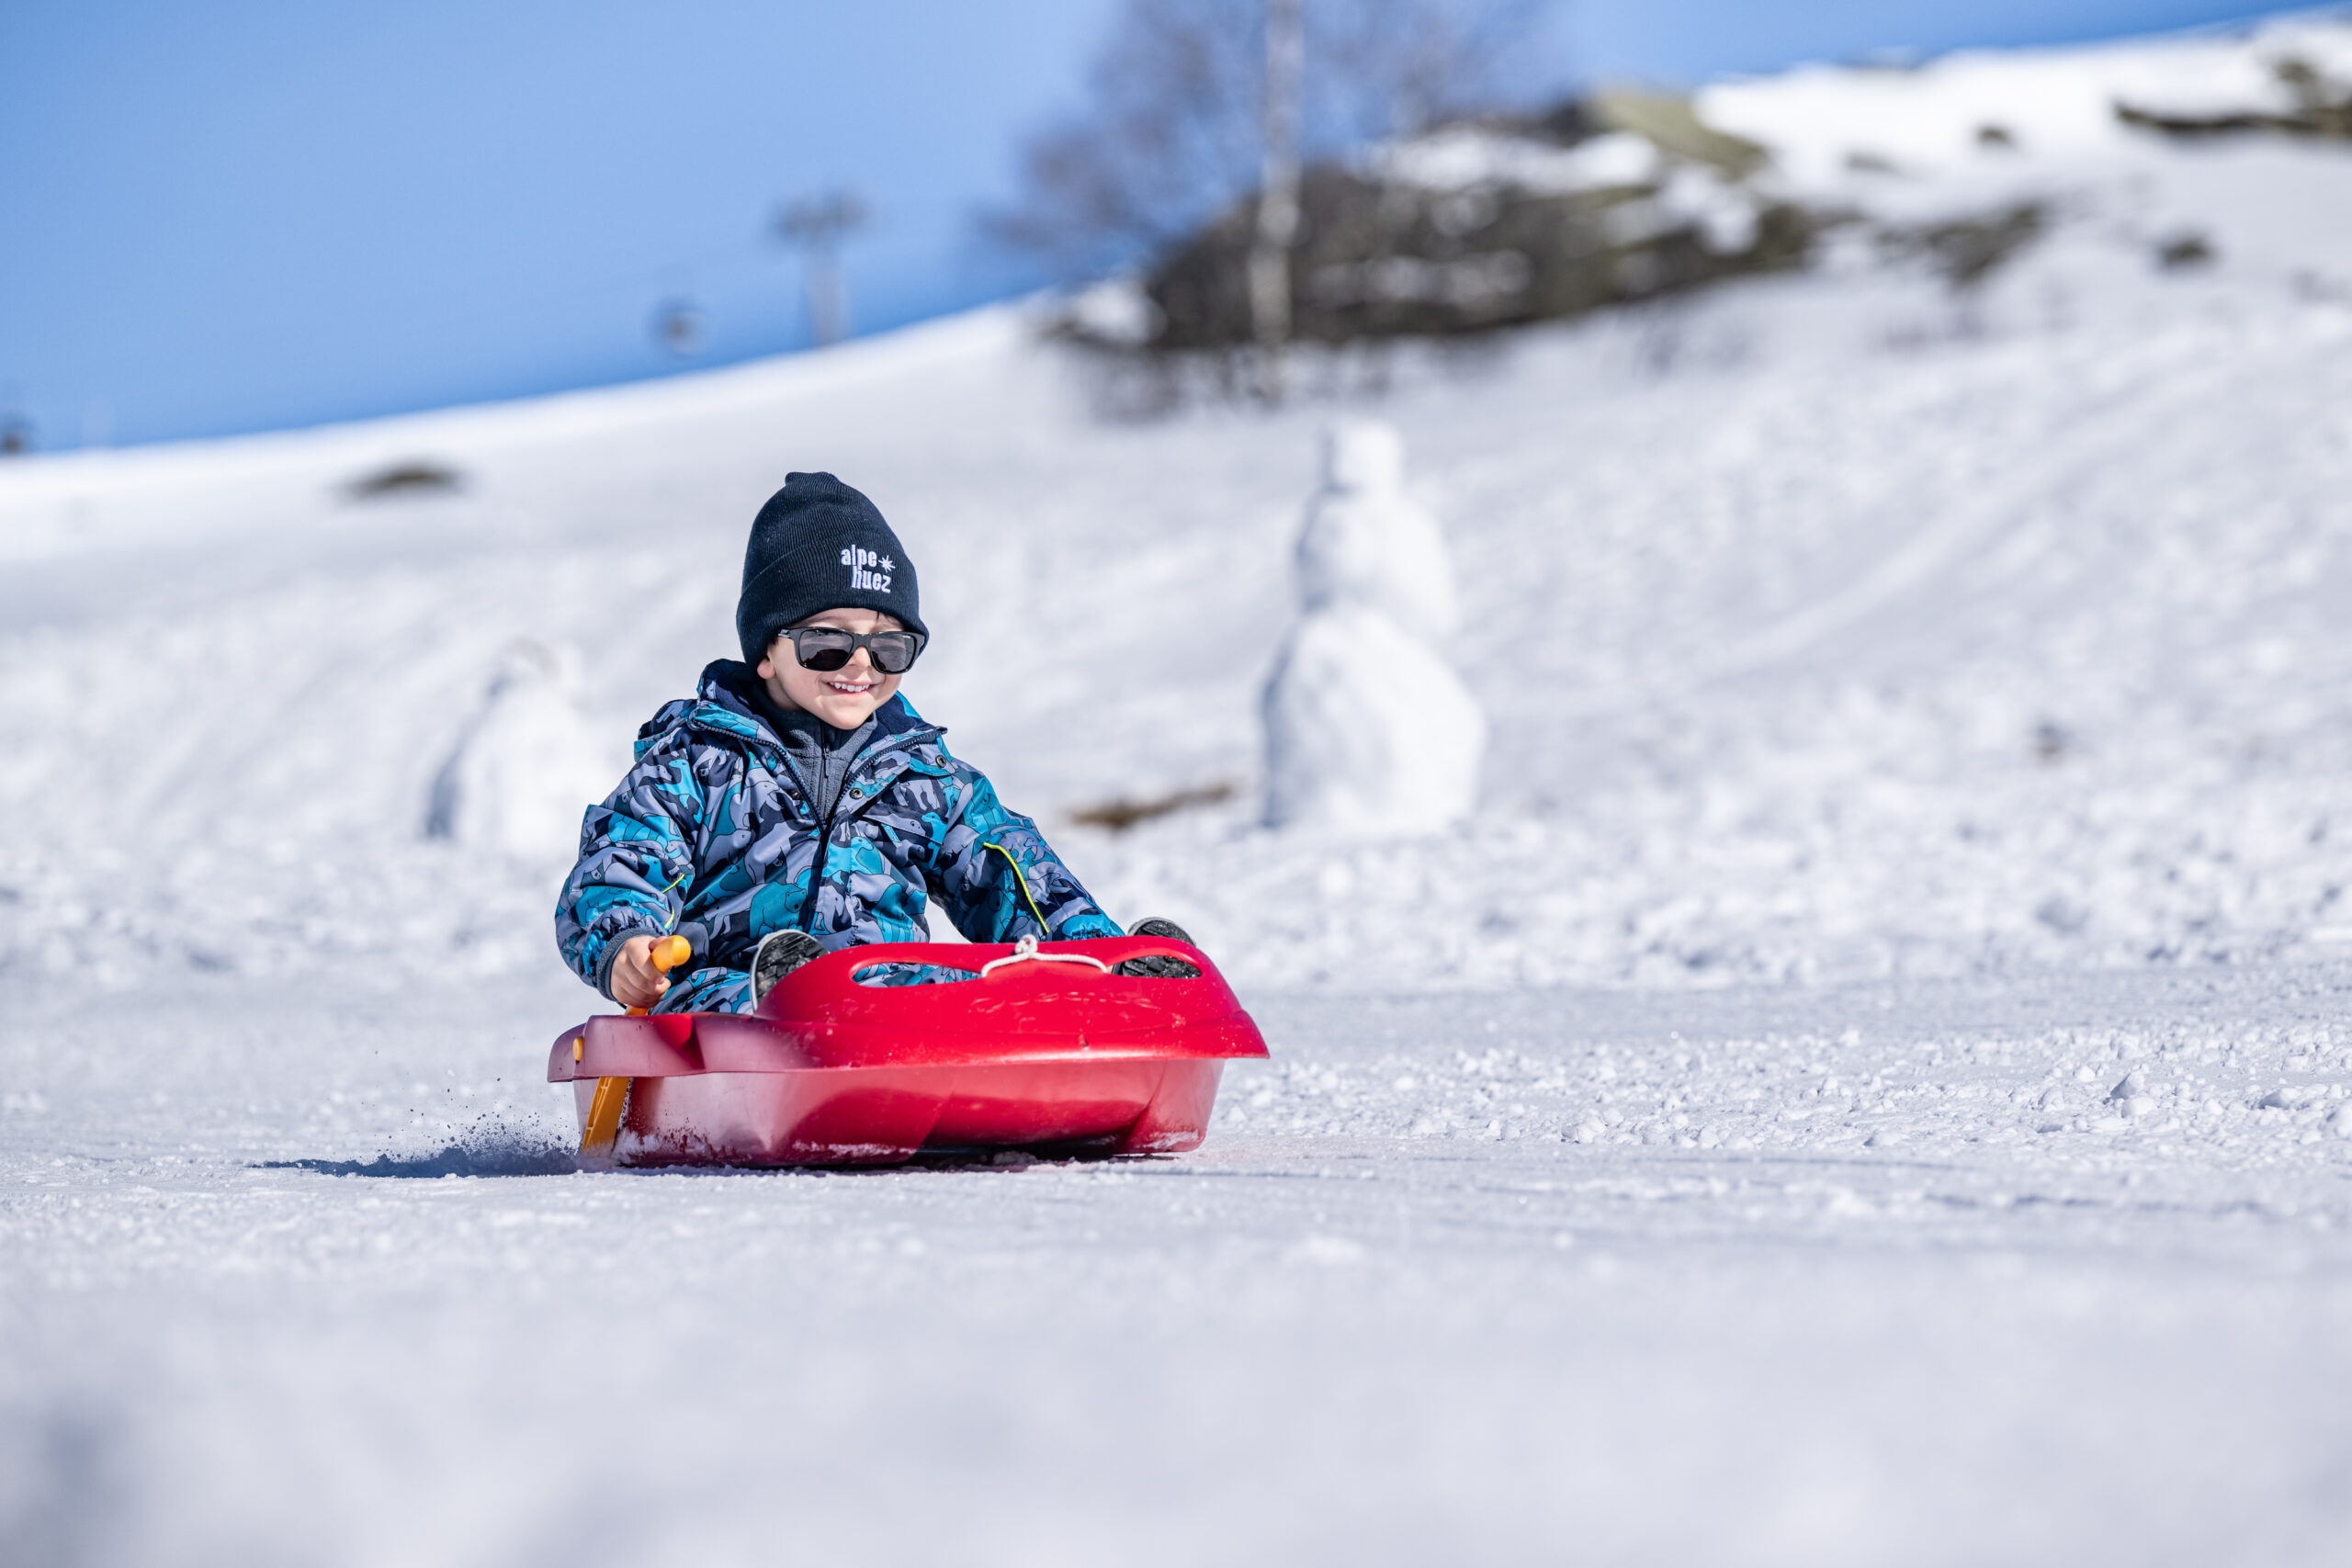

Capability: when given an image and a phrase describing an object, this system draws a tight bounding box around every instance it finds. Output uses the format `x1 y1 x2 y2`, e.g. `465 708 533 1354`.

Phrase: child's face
757 607 906 729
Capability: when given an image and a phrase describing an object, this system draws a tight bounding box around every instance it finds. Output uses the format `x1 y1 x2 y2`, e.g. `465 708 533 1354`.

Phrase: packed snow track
5 964 2351 1564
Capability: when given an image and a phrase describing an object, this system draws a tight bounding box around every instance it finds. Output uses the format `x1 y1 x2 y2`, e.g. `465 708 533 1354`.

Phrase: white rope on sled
978 933 1112 979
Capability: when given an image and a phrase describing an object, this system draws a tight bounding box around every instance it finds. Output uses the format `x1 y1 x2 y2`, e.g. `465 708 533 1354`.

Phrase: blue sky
0 1 2292 448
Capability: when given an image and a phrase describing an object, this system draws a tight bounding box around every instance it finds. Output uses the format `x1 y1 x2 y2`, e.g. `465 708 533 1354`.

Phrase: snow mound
1700 11 2352 197
1374 126 1666 195
425 640 618 862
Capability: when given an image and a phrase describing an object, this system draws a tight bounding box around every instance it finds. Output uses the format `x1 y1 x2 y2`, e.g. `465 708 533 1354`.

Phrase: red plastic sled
548 934 1267 1168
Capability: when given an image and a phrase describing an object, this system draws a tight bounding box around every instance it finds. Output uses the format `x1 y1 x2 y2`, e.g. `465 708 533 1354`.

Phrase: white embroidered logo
840 545 893 592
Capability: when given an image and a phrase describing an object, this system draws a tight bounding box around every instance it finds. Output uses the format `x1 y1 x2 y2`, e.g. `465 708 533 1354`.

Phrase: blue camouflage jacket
555 660 1120 1013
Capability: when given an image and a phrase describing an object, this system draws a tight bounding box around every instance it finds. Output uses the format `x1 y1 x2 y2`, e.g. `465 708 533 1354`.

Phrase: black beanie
735 472 926 663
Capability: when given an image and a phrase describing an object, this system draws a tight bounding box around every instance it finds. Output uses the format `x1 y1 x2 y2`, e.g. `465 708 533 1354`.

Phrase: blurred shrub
345 459 464 500
2116 53 2352 140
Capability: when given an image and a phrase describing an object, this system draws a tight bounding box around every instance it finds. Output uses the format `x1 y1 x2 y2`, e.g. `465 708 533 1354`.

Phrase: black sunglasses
776 626 924 675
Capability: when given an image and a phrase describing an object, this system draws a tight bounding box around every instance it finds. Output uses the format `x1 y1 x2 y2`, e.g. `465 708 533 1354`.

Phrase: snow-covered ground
7 13 2352 1562
9 964 2352 1564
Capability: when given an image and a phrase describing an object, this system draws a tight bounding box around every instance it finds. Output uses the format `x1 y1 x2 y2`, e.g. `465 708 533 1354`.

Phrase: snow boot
752 929 826 1003
1115 917 1201 978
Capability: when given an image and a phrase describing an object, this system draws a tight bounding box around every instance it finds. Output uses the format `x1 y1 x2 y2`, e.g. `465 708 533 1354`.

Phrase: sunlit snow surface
7 969 2352 1563
8 17 2352 1563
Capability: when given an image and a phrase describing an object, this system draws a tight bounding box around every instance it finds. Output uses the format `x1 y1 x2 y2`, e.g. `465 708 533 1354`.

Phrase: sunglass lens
794 632 854 671
870 634 918 673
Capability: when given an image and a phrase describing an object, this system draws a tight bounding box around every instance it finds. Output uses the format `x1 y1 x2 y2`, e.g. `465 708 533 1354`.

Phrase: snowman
1262 422 1484 832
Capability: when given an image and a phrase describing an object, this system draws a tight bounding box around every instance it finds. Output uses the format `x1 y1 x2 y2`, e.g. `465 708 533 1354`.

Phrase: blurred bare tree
1250 0 1305 393
983 0 1555 283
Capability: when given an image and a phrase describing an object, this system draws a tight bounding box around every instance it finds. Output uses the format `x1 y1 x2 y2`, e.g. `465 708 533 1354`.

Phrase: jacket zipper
793 750 899 934
700 696 934 937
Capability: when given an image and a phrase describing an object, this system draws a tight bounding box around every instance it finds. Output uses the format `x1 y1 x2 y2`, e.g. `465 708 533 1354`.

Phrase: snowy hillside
7 14 2352 1566
6 16 2352 996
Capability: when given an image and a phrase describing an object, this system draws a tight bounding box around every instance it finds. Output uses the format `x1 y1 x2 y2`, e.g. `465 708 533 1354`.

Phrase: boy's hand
609 934 673 1010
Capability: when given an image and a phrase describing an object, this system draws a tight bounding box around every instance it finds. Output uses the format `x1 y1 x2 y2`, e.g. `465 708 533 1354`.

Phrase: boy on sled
556 472 1189 1013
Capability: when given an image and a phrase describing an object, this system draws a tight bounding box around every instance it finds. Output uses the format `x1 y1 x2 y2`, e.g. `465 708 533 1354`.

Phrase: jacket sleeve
927 764 1122 944
554 733 710 998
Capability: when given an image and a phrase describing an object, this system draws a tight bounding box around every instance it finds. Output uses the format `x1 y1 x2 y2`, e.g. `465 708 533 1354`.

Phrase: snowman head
1321 421 1405 495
